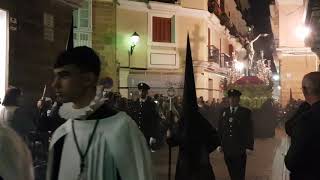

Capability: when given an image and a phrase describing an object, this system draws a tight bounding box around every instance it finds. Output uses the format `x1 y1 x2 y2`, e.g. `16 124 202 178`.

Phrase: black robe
167 112 220 180
285 101 320 180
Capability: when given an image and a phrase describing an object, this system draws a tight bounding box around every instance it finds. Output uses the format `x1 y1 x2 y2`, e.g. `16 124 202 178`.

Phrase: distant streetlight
277 85 281 90
273 74 280 81
295 25 311 40
235 61 245 71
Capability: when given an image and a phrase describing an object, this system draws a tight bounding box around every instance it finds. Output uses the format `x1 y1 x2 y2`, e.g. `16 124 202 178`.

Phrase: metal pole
168 97 172 180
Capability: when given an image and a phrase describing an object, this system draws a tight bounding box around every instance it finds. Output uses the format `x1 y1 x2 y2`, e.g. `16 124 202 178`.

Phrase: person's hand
246 149 253 155
37 99 46 110
149 137 156 145
166 129 171 138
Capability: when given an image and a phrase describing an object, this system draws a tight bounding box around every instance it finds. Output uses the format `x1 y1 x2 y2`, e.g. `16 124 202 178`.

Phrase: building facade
270 0 319 106
0 0 74 105
72 0 249 101
114 0 248 101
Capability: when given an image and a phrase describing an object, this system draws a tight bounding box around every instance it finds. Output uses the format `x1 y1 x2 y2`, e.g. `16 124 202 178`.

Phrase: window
73 0 91 29
229 44 234 56
73 0 92 47
208 28 211 46
152 16 173 43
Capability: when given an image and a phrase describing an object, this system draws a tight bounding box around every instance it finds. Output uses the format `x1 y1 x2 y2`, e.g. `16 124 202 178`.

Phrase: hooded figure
167 35 220 180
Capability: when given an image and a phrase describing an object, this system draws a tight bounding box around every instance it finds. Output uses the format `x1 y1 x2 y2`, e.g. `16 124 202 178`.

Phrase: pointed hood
66 18 74 50
182 34 198 114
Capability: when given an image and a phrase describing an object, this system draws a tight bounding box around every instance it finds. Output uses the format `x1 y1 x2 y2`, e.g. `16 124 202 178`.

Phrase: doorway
0 9 8 102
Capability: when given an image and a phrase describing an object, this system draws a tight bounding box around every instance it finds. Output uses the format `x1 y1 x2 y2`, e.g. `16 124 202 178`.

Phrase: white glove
149 137 156 145
166 130 171 138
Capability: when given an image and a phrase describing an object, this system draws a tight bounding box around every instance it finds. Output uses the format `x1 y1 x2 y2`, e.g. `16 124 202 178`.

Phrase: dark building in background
305 0 320 59
0 0 74 105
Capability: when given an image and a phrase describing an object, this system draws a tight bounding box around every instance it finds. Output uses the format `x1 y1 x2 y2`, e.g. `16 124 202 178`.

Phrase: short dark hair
2 87 22 106
54 46 101 77
303 72 320 96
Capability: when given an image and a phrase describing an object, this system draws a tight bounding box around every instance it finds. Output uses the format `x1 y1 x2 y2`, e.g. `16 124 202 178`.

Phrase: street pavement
151 128 290 180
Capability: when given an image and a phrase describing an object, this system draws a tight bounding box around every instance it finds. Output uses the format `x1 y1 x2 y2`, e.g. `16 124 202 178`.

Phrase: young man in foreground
46 46 154 180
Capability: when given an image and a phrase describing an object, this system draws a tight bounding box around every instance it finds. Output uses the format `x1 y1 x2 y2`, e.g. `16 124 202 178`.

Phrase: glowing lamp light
277 85 281 90
235 61 245 71
130 32 140 46
273 74 280 81
295 25 311 40
129 32 140 55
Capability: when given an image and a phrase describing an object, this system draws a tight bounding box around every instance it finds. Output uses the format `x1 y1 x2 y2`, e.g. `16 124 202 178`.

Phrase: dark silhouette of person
285 72 320 180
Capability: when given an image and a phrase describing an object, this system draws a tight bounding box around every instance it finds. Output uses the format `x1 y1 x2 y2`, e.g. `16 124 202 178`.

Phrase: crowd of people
0 46 319 180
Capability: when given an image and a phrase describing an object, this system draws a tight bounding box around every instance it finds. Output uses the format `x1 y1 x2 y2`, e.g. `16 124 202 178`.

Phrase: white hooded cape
46 111 155 180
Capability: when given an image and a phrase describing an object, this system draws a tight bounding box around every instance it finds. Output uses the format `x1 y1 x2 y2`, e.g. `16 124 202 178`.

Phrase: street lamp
129 32 140 55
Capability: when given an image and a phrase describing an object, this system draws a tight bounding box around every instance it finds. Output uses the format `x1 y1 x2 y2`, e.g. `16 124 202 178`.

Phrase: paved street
151 128 290 180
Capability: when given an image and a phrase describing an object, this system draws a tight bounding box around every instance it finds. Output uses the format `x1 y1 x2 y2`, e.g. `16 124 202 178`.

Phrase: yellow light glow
235 61 245 71
295 25 311 40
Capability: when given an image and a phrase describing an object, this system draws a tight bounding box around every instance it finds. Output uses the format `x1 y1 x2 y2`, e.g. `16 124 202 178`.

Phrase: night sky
249 0 276 72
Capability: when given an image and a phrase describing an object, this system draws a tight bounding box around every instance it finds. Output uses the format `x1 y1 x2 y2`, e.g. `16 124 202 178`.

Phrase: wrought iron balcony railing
220 53 232 68
208 45 220 64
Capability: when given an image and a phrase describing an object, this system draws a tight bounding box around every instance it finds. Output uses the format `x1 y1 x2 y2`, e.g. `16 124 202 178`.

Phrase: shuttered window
152 16 172 43
73 0 92 47
229 44 234 56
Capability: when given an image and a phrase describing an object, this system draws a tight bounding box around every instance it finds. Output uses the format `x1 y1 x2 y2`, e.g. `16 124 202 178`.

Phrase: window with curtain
152 16 172 43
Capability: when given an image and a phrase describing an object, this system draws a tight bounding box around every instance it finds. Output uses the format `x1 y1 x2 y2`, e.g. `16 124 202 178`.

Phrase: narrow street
152 128 290 180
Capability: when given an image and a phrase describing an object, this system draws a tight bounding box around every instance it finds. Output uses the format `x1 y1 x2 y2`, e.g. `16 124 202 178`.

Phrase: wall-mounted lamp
129 32 140 55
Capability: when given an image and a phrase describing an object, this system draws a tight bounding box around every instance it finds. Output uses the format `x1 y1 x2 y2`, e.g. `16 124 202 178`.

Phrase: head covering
227 89 242 97
54 46 101 77
183 35 198 113
138 82 150 90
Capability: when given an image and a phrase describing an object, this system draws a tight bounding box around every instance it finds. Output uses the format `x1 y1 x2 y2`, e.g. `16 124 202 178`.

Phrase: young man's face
51 65 90 103
139 89 148 99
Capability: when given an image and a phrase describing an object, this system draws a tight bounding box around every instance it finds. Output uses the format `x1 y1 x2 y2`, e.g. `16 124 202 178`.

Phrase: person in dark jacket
128 82 160 149
285 101 310 137
285 72 320 180
218 89 254 180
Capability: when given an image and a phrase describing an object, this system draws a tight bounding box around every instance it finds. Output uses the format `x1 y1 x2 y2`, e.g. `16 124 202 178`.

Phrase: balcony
220 53 232 68
208 45 220 64
208 45 232 68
